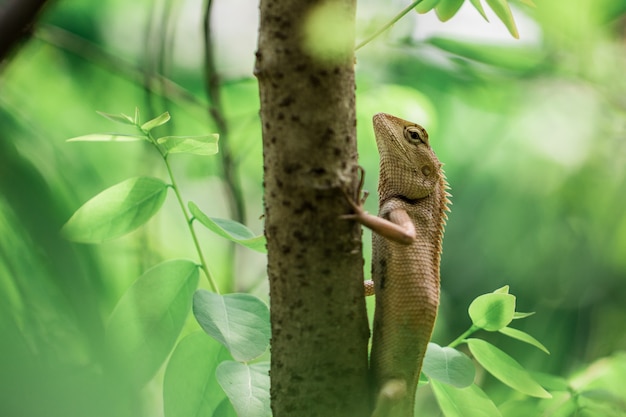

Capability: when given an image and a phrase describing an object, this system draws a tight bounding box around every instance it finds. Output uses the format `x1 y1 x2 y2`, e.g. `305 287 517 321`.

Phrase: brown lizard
345 113 450 417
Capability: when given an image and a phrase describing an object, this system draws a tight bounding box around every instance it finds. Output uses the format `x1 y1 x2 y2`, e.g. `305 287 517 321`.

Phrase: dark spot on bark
345 135 351 143
324 286 333 296
294 201 314 214
310 74 321 87
333 66 340 74
290 114 300 123
292 229 305 240
270 136 277 144
334 147 341 157
276 178 283 188
295 63 306 72
277 112 284 120
280 245 291 254
279 95 294 107
281 199 291 207
284 162 301 174
273 31 288 40
265 122 270 129
311 167 326 176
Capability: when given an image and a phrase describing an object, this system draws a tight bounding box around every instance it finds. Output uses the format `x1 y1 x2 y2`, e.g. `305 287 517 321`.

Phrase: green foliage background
1 0 626 415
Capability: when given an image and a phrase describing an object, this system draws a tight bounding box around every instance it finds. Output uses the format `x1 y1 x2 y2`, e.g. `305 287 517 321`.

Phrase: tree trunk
255 0 371 416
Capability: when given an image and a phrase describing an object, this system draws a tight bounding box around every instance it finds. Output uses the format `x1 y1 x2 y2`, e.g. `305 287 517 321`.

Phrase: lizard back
369 113 450 417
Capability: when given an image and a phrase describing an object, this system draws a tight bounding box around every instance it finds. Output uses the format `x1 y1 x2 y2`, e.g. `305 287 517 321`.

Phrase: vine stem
148 131 220 294
448 325 479 348
355 0 423 51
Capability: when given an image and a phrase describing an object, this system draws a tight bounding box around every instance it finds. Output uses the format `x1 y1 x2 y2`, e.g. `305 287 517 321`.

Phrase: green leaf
423 343 475 388
216 361 271 417
469 0 489 20
513 311 535 319
530 372 569 392
466 338 551 398
164 331 231 417
415 0 442 14
157 135 219 156
212 399 238 417
430 380 502 417
435 0 464 21
97 110 136 125
468 292 515 331
141 111 171 132
189 202 267 253
133 107 140 124
106 260 199 386
485 0 519 38
193 290 270 362
499 326 550 354
62 176 169 243
67 133 146 142
493 285 510 294
428 37 544 72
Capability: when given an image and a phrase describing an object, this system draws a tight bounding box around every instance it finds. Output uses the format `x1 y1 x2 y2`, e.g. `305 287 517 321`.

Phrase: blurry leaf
530 372 570 392
468 292 515 331
415 0 442 14
427 37 544 72
430 380 502 417
164 331 230 417
467 338 551 398
469 0 489 20
435 0 464 21
517 0 535 6
189 202 266 253
212 398 238 417
67 133 146 142
134 107 140 124
423 343 475 388
493 285 509 294
485 0 519 38
499 326 550 354
141 111 171 132
157 135 219 156
97 110 136 126
216 361 271 417
193 290 270 362
579 389 625 405
513 311 535 319
62 177 169 243
107 260 199 386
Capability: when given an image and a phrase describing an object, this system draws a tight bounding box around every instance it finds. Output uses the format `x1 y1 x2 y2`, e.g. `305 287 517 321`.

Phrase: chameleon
344 113 450 417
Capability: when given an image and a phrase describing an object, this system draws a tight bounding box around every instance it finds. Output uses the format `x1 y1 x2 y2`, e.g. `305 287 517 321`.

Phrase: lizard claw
340 165 368 218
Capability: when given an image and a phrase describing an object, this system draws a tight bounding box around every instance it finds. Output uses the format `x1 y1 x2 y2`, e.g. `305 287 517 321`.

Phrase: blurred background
1 0 625 415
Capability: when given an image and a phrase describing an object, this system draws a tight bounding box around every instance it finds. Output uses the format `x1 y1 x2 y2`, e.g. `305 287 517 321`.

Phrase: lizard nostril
421 165 432 176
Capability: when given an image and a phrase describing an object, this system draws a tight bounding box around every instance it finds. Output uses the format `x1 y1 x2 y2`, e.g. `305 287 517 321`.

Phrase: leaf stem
149 131 221 294
448 325 479 348
355 0 423 51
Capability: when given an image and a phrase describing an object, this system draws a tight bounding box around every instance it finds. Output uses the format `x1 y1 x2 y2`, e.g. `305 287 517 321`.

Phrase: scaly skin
350 113 449 417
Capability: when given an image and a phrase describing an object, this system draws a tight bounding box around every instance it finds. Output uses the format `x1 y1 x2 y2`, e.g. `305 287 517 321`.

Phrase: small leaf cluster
415 0 535 39
422 286 551 417
63 109 270 417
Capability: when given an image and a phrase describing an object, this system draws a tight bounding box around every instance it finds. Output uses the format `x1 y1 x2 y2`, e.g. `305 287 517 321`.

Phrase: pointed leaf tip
141 112 171 132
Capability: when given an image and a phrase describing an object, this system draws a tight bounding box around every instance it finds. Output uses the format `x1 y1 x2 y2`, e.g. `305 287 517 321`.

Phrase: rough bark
255 0 370 416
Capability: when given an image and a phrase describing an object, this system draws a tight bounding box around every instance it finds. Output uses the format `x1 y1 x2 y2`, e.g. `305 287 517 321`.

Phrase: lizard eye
404 126 428 145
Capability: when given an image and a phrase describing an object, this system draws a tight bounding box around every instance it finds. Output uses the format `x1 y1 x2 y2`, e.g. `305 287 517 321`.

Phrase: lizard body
348 113 450 417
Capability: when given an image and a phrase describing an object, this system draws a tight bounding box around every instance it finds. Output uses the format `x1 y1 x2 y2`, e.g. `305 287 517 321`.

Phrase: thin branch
203 0 246 224
355 0 423 51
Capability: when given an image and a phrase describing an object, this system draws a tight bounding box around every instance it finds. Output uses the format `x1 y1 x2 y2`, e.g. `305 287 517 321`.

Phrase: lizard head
373 113 443 201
